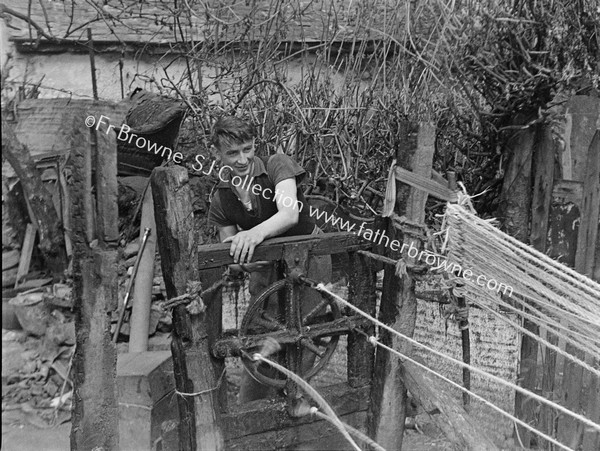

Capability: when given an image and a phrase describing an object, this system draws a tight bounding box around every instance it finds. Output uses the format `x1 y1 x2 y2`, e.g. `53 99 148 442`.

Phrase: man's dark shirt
208 154 315 236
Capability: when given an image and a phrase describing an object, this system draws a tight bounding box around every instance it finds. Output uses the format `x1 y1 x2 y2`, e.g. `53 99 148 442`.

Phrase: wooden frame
152 165 378 450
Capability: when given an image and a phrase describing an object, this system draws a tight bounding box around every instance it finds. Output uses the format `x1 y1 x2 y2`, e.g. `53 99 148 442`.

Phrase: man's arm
218 225 238 243
224 177 299 264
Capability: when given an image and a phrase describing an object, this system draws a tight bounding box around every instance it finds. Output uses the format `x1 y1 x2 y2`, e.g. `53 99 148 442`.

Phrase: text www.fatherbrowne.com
308 206 513 297
84 114 512 297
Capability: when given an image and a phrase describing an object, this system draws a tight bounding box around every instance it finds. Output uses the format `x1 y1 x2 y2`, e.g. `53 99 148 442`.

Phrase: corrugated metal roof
3 0 398 48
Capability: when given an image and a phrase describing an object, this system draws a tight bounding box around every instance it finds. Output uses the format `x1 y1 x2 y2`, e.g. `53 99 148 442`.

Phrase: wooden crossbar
395 166 458 202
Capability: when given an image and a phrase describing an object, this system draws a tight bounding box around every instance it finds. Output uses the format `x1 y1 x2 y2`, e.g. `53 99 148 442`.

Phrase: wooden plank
222 382 369 440
562 111 573 179
71 249 119 450
574 130 600 277
558 130 600 449
289 411 367 451
347 251 377 387
94 115 119 245
368 121 434 450
498 119 536 447
566 96 600 183
529 125 557 445
395 166 458 202
57 164 73 257
226 411 367 450
14 224 36 287
197 232 371 270
530 125 555 252
151 166 224 451
2 122 66 273
84 127 95 243
431 168 449 187
69 105 120 450
203 266 228 412
402 361 498 450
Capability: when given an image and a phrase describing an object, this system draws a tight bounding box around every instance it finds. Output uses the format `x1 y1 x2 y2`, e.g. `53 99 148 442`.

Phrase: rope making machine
197 232 379 449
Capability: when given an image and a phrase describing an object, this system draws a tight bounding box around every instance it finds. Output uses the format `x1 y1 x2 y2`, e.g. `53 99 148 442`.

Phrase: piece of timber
530 125 557 447
401 360 498 450
94 117 119 245
558 129 600 450
222 382 369 440
151 166 224 451
71 249 119 450
197 232 372 270
14 224 36 288
347 250 377 387
226 411 367 450
212 316 368 358
394 166 458 202
369 122 433 450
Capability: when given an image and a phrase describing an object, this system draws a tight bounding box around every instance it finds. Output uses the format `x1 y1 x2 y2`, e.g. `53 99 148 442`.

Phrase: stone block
117 351 179 450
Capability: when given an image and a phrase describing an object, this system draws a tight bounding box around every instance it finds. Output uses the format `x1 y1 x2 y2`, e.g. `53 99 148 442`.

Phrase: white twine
314 283 600 434
365 335 575 451
253 353 362 451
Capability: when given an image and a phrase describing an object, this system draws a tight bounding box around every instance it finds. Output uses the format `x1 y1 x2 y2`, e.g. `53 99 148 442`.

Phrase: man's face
219 139 255 177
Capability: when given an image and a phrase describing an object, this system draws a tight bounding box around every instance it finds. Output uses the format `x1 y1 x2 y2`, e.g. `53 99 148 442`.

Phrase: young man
208 116 331 402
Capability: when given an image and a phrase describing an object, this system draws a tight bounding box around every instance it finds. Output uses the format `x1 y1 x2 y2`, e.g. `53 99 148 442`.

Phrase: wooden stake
87 29 98 100
151 166 224 451
368 122 435 450
499 118 536 447
70 105 119 451
558 130 600 450
448 170 472 409
14 223 36 288
529 124 558 448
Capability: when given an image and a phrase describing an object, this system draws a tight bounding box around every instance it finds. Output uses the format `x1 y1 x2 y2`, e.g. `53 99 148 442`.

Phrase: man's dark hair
211 116 256 150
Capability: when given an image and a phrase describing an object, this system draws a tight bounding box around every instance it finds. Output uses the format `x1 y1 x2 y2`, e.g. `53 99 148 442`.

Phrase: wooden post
367 122 434 449
151 166 224 451
87 29 98 101
71 109 119 450
447 170 472 409
347 251 377 387
71 250 119 450
558 130 600 449
499 119 536 447
529 125 558 447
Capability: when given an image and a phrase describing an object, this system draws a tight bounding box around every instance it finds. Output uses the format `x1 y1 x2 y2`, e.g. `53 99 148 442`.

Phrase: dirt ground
1 420 451 451
2 276 453 451
2 329 452 451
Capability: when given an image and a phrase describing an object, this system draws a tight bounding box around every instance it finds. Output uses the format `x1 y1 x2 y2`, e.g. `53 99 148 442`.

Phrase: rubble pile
2 285 74 428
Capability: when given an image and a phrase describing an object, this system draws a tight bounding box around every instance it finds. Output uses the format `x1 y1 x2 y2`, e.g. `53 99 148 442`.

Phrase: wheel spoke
300 338 325 357
251 312 285 331
262 311 285 327
301 299 329 325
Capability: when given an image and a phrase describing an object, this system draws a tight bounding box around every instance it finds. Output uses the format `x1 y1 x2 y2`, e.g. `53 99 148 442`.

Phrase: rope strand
315 283 600 433
359 332 574 451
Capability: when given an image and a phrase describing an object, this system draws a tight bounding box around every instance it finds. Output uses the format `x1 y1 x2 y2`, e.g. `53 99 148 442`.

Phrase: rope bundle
442 198 600 369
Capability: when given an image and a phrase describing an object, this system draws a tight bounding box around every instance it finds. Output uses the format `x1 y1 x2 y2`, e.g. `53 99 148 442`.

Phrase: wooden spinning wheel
239 277 342 388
